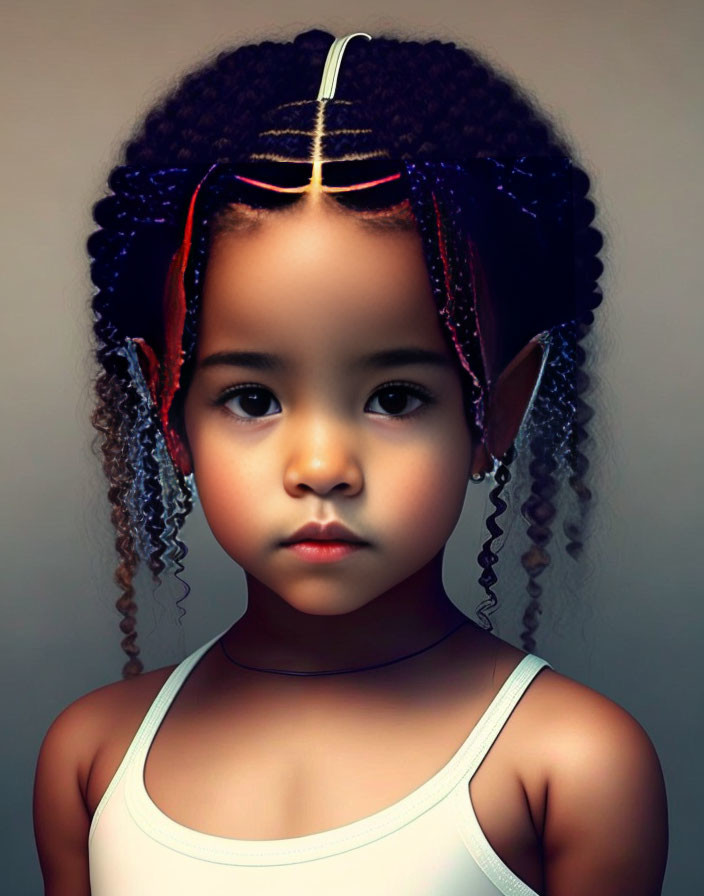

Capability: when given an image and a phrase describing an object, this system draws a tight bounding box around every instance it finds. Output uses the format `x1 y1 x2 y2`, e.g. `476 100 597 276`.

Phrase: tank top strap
131 627 229 755
88 626 229 845
452 653 553 788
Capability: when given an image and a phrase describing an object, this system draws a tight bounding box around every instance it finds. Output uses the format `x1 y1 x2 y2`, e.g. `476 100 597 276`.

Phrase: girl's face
183 198 475 617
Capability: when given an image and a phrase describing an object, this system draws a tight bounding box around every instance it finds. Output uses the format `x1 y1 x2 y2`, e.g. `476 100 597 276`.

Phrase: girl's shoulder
499 641 662 808
496 645 668 893
33 662 178 894
36 662 182 817
46 661 177 744
492 636 656 749
513 649 661 777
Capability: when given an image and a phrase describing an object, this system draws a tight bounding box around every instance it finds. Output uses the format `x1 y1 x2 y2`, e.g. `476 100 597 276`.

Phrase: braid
88 29 604 674
475 443 518 632
90 361 143 677
562 319 596 561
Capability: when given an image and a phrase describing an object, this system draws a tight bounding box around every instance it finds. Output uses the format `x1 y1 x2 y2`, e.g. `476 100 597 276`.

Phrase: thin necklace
218 619 470 677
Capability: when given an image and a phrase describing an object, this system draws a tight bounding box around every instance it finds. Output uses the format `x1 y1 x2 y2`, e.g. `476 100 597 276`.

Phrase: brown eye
220 386 281 420
366 384 431 418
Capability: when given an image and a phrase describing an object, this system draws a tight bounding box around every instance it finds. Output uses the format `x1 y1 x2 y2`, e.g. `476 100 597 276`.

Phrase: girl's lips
284 540 367 563
282 520 365 544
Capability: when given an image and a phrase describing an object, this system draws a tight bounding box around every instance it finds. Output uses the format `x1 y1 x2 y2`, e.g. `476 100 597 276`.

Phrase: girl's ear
168 412 194 476
171 431 193 477
473 336 545 473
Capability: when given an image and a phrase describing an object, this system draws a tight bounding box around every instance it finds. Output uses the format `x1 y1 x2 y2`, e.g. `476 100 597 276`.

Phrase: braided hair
87 29 603 678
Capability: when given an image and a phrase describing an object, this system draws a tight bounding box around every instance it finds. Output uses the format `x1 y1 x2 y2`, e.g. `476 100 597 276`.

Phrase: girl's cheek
196 490 260 565
402 467 467 541
373 438 469 529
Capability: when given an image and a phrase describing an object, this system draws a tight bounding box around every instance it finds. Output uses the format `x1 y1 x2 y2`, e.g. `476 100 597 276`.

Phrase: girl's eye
366 383 432 418
218 385 281 421
214 382 433 421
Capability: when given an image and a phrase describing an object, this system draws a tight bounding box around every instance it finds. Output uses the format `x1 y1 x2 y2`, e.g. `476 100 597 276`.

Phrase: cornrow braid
88 29 604 676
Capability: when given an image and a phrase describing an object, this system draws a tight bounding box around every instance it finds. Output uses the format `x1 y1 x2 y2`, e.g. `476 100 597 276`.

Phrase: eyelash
213 381 435 424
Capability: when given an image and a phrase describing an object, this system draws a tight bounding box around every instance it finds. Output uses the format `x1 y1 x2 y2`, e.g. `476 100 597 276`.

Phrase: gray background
3 1 702 893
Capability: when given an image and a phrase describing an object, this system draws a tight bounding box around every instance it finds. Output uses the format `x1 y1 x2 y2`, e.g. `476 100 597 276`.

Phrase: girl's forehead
206 197 425 277
198 201 446 351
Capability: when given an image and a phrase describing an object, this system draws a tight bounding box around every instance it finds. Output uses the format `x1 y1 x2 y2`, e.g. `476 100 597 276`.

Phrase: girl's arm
541 691 669 895
33 701 94 896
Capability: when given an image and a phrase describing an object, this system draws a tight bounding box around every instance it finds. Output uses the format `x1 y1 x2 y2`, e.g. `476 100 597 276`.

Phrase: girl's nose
283 421 364 498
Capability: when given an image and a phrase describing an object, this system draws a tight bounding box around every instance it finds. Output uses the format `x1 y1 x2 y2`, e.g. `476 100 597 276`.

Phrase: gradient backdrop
2 1 702 893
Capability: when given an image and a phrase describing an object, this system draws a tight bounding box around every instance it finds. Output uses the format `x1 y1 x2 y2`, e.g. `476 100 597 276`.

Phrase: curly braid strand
475 443 517 632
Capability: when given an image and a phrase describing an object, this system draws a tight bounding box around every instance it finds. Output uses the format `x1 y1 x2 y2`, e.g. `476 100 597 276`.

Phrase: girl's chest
86 658 547 895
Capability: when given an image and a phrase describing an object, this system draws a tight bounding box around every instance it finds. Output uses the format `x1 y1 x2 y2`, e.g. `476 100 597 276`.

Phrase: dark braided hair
87 29 603 677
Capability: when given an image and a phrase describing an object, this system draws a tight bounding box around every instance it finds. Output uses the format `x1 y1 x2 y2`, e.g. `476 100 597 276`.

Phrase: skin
33 192 668 896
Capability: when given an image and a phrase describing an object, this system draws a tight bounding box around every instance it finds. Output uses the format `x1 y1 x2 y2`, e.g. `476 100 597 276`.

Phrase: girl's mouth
284 540 367 563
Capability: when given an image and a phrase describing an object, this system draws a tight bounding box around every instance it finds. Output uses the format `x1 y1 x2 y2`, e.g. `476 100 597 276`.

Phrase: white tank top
89 628 552 895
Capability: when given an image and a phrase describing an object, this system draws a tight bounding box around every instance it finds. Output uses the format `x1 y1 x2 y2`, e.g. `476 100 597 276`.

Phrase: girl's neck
220 554 472 676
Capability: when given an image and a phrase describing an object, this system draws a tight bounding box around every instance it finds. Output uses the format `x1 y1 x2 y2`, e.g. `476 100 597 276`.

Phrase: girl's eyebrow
197 348 454 371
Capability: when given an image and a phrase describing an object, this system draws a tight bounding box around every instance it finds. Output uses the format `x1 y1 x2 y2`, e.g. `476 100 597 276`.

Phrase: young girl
33 29 668 896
